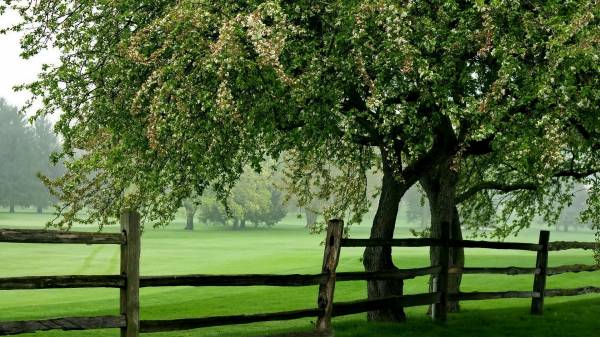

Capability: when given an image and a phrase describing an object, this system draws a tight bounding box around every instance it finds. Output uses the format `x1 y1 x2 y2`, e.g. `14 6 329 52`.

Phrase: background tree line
0 98 62 213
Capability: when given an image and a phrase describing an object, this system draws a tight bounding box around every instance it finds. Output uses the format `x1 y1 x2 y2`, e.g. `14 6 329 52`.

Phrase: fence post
316 219 344 334
120 210 141 337
432 222 450 322
531 230 550 315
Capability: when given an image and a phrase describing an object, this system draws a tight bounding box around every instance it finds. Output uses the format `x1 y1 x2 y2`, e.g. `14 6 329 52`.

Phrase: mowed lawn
0 209 599 337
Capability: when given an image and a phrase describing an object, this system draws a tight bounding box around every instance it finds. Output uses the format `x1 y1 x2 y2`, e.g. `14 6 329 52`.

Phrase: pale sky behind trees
0 9 58 113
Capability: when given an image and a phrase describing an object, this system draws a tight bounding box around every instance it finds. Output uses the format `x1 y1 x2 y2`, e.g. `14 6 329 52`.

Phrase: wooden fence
1 212 599 336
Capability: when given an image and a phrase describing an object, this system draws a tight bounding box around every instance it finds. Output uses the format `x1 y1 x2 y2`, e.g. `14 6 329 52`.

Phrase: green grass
0 209 599 337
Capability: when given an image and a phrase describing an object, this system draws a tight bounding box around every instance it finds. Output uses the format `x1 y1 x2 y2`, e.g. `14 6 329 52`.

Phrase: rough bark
363 154 408 322
421 163 464 313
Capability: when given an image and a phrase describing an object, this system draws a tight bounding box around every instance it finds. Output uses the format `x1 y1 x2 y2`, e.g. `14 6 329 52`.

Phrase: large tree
4 0 599 321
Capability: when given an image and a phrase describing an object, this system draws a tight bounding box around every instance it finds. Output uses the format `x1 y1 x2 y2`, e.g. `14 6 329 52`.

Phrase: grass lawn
0 209 599 337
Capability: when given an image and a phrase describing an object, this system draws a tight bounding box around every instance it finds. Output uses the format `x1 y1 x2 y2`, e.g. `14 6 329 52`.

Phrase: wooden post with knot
316 219 344 334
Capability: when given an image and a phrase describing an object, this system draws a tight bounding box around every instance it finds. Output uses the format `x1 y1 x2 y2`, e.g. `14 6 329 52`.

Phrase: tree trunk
185 212 194 231
9 203 15 214
183 201 197 231
421 162 464 314
363 155 408 322
233 218 239 230
305 208 318 230
448 206 464 312
240 219 246 229
37 206 43 214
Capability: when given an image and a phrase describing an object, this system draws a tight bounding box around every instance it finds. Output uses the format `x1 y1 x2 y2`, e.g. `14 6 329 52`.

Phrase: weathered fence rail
341 238 543 251
548 241 599 251
140 308 324 333
1 215 598 336
140 273 327 287
331 293 441 317
0 228 124 244
0 275 125 290
0 316 126 335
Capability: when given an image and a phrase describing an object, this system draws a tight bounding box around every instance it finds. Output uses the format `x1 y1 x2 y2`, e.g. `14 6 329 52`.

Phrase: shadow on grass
261 297 600 337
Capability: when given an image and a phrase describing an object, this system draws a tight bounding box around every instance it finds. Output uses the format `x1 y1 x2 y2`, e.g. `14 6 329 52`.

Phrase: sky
0 9 59 113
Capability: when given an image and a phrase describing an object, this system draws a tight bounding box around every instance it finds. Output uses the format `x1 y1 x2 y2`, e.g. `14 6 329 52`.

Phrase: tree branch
456 182 538 204
457 168 600 204
463 135 495 156
569 117 600 150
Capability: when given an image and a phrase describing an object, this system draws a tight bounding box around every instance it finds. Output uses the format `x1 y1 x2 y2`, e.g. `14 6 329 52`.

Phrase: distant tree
556 185 591 232
260 185 287 226
199 170 287 229
30 118 62 213
182 199 198 231
0 99 62 214
197 194 227 226
304 207 319 230
0 98 34 213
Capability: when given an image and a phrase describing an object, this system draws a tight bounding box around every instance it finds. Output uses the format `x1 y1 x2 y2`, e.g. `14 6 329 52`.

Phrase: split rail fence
1 211 599 336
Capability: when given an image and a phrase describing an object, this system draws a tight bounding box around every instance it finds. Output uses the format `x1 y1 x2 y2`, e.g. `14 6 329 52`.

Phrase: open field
0 209 599 337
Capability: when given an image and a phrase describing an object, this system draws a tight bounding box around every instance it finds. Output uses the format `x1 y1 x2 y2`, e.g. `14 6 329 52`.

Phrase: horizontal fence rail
336 266 441 281
140 308 323 333
341 238 436 248
449 291 541 302
332 293 441 317
448 264 600 276
449 266 539 275
0 275 124 290
139 267 442 288
341 238 542 251
450 239 542 251
545 286 600 297
141 274 327 287
0 315 126 335
0 228 124 245
548 241 600 251
547 264 600 275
